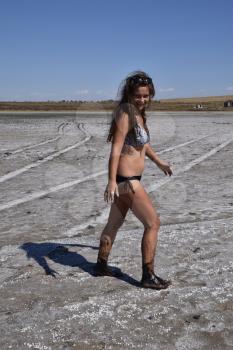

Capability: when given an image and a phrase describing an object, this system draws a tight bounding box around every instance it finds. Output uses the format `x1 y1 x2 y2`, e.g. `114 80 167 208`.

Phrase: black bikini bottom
116 174 142 194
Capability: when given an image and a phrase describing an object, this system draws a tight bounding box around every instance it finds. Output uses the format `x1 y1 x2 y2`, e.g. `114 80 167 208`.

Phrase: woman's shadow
20 242 141 287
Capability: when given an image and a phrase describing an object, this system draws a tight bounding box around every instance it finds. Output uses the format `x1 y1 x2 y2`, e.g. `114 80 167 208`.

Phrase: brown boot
141 264 171 290
94 258 123 277
95 234 123 277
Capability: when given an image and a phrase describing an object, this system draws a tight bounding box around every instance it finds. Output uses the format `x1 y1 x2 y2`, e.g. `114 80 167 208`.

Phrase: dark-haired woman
94 71 173 289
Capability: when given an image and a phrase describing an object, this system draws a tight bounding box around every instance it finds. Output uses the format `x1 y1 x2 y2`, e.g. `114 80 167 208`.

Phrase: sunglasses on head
130 76 152 84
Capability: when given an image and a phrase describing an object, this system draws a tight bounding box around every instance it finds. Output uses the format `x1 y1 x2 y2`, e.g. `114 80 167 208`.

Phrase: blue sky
1 0 233 101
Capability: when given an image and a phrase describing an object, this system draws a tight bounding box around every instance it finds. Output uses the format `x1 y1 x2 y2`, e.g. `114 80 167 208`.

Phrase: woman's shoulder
113 111 130 137
117 108 129 118
114 110 130 128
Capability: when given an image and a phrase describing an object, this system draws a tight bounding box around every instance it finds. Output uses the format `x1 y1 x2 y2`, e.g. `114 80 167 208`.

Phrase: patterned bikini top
124 116 150 147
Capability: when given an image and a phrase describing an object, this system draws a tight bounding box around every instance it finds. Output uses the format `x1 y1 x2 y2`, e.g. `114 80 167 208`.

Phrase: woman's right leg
95 191 131 276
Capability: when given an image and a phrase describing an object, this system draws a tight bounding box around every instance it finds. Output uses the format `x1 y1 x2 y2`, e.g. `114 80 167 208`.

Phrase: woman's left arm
145 143 173 176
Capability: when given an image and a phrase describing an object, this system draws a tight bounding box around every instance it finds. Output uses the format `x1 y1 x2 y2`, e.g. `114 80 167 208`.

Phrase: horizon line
1 94 233 103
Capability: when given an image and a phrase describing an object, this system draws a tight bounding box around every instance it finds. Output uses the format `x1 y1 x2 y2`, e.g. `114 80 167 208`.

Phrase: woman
94 71 173 289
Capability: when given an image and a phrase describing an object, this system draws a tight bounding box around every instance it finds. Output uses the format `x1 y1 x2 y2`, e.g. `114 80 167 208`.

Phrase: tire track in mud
161 215 233 227
0 122 67 158
0 128 215 182
0 133 231 216
0 123 90 184
156 132 216 155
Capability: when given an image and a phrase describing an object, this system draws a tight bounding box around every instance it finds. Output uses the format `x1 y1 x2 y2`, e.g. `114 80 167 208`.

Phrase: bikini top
124 116 150 147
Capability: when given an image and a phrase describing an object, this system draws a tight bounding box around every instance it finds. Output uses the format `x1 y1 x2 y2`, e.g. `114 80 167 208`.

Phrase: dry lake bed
0 111 233 349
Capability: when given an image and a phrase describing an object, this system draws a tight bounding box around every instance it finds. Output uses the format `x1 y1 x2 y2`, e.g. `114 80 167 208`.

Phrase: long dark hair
107 70 155 144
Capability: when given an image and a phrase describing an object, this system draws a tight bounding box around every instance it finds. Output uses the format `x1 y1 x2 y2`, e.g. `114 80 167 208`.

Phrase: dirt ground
0 111 233 349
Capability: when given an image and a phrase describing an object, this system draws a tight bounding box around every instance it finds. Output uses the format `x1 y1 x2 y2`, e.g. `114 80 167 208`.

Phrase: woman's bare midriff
117 143 148 176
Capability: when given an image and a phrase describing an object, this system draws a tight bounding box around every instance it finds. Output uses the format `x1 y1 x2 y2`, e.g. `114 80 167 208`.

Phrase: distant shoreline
1 110 233 115
0 95 232 112
0 110 110 114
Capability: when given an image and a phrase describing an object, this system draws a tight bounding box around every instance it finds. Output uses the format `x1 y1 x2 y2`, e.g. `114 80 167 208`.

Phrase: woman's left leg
125 180 171 289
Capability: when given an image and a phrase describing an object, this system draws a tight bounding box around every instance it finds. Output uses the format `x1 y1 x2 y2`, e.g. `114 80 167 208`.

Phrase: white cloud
94 90 115 99
96 90 104 95
74 89 89 95
29 92 56 98
158 87 175 92
225 86 233 91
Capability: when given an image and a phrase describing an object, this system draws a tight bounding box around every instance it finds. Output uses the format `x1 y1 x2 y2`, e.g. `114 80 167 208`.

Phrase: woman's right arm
104 112 129 203
108 112 129 181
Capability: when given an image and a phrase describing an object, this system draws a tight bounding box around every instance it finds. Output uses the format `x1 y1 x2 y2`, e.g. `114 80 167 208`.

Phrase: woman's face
131 85 150 111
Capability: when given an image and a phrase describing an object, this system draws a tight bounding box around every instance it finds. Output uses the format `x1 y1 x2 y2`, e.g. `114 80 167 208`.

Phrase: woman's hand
157 160 173 176
104 180 119 203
